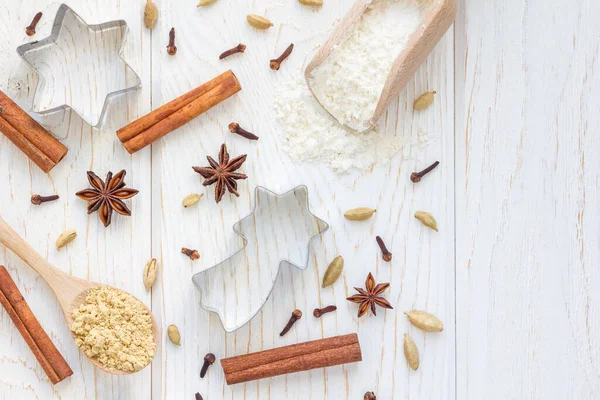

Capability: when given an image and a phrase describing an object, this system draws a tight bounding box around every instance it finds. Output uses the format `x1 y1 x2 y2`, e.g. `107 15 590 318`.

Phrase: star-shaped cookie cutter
16 4 141 127
192 186 329 332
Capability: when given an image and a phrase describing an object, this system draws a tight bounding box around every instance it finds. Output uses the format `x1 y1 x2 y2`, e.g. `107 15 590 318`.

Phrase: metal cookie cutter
16 4 141 127
192 186 329 332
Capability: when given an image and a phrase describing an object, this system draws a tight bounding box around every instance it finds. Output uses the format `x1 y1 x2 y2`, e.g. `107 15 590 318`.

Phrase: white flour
274 0 428 173
308 0 426 132
274 78 406 173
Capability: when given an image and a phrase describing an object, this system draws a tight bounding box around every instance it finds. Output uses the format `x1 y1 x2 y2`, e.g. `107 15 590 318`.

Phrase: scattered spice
143 258 158 291
55 229 77 250
403 333 419 370
229 122 259 140
375 236 392 262
344 207 376 221
346 273 393 318
75 170 139 227
364 392 377 400
195 394 204 400
411 161 439 183
71 286 156 372
192 143 248 203
182 247 200 260
322 256 344 288
299 0 324 5
182 193 203 208
313 305 337 318
167 324 181 345
219 43 246 60
31 194 59 205
414 91 436 110
197 0 217 6
167 27 177 55
200 353 216 378
144 0 158 29
414 211 438 232
270 44 294 71
404 310 444 332
26 12 42 36
279 309 302 336
246 14 273 30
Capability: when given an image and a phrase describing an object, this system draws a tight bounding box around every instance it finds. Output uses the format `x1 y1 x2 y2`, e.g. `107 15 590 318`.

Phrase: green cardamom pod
143 258 158 291
404 310 444 332
413 91 436 110
322 256 344 288
167 324 181 345
197 0 217 5
144 0 158 29
414 211 438 232
56 229 77 250
182 193 203 208
344 207 377 221
403 333 419 370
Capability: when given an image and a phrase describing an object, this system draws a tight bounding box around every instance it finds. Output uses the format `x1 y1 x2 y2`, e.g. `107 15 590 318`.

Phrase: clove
375 236 392 262
195 393 203 400
200 353 215 378
270 43 294 71
313 305 337 318
219 43 246 60
410 161 439 183
229 122 259 140
31 194 59 205
181 247 200 260
279 309 302 336
26 12 43 36
167 27 177 55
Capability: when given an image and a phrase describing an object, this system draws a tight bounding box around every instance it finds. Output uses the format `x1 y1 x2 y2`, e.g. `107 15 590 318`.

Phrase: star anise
75 170 139 227
346 272 393 317
192 143 247 203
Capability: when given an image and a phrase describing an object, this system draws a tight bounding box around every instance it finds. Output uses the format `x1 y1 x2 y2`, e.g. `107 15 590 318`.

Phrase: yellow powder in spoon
70 286 156 372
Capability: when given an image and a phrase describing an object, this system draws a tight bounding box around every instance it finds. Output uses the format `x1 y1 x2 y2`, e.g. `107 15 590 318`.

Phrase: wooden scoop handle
0 215 75 307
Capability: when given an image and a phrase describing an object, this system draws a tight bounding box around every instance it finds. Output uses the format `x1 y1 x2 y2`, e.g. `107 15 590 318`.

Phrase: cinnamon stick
0 266 73 384
221 333 362 385
117 70 242 153
0 91 67 172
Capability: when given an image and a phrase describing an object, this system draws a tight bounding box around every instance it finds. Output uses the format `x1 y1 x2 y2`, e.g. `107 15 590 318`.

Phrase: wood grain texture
1 0 455 398
153 0 454 398
0 0 152 398
455 0 600 398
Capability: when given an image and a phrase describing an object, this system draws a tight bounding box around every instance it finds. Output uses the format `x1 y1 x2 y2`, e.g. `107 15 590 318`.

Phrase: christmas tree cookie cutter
16 4 141 127
192 186 329 332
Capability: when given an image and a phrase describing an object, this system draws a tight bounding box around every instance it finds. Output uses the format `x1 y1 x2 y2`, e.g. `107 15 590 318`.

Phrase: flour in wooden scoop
308 0 426 132
275 0 429 173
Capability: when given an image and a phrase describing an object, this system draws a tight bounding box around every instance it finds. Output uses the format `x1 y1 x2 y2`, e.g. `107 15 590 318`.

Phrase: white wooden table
0 0 598 399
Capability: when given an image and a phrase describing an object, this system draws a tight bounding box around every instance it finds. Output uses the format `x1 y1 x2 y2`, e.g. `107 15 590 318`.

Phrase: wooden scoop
0 215 159 375
305 0 456 132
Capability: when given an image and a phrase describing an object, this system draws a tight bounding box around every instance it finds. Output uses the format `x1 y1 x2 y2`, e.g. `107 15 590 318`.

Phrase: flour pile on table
274 78 406 173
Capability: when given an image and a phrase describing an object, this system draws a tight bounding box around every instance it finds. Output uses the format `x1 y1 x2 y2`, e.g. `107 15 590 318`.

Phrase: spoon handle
0 214 69 289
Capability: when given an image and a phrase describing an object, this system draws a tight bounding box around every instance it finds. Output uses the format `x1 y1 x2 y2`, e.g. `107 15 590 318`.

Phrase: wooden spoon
305 0 456 132
0 215 159 375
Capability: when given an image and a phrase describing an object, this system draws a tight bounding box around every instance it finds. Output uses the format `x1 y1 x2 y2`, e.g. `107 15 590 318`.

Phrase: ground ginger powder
70 286 156 372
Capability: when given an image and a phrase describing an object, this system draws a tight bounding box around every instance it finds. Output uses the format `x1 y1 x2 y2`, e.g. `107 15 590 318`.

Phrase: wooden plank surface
1 0 597 399
455 0 600 398
0 1 152 399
